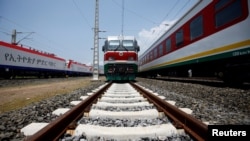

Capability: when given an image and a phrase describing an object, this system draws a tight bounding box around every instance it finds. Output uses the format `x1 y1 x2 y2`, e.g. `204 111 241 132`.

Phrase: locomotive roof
107 36 135 41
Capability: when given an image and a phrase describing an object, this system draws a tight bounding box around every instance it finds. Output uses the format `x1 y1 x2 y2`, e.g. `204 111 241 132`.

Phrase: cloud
137 20 176 55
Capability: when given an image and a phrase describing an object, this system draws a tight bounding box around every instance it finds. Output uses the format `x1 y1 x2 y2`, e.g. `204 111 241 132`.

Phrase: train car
66 60 92 76
98 65 104 76
0 41 67 78
138 0 250 84
102 36 140 81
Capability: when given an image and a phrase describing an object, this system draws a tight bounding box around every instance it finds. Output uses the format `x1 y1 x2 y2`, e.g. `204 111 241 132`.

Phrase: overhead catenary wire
109 0 185 50
72 0 92 30
111 0 158 26
140 0 192 53
0 26 12 38
171 0 191 21
0 16 62 52
159 0 180 23
0 15 92 63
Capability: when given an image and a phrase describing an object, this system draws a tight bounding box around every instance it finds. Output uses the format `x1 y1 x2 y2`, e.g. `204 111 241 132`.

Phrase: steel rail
25 82 112 141
130 82 208 141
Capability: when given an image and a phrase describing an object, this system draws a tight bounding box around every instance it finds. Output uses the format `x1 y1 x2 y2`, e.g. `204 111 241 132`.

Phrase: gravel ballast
0 78 105 141
0 77 249 140
136 78 250 125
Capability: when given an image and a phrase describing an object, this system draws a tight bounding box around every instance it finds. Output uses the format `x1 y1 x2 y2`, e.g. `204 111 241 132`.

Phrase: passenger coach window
190 15 203 40
166 38 171 52
215 0 242 27
150 51 153 61
154 48 157 59
176 29 183 47
159 45 163 56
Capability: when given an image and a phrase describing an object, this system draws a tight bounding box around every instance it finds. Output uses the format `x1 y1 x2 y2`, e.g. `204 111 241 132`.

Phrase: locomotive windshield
122 40 134 50
102 36 140 52
106 40 136 51
108 40 120 50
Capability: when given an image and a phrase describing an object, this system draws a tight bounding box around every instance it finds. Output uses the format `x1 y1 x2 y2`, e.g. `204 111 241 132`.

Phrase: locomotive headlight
108 57 114 60
128 57 134 60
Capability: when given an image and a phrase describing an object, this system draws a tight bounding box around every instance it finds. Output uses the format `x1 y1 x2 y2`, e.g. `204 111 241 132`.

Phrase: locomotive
138 0 250 84
102 36 140 81
0 41 92 79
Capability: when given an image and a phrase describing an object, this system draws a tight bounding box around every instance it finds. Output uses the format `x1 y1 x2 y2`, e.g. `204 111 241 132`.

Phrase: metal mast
121 0 124 37
92 0 99 80
11 29 17 44
11 29 34 45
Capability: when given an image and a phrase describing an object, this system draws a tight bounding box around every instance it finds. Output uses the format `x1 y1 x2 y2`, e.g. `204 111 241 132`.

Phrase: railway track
149 76 250 90
23 82 207 141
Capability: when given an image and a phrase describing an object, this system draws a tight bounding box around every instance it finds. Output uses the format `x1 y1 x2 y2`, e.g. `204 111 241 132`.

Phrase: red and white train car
66 60 92 76
0 41 67 78
138 0 250 83
0 41 93 78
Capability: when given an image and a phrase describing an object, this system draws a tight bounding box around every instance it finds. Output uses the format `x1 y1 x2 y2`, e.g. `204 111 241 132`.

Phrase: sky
0 0 197 66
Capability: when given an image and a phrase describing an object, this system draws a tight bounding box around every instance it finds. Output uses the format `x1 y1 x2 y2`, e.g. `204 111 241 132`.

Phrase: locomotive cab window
122 40 134 51
215 0 243 28
108 40 120 51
